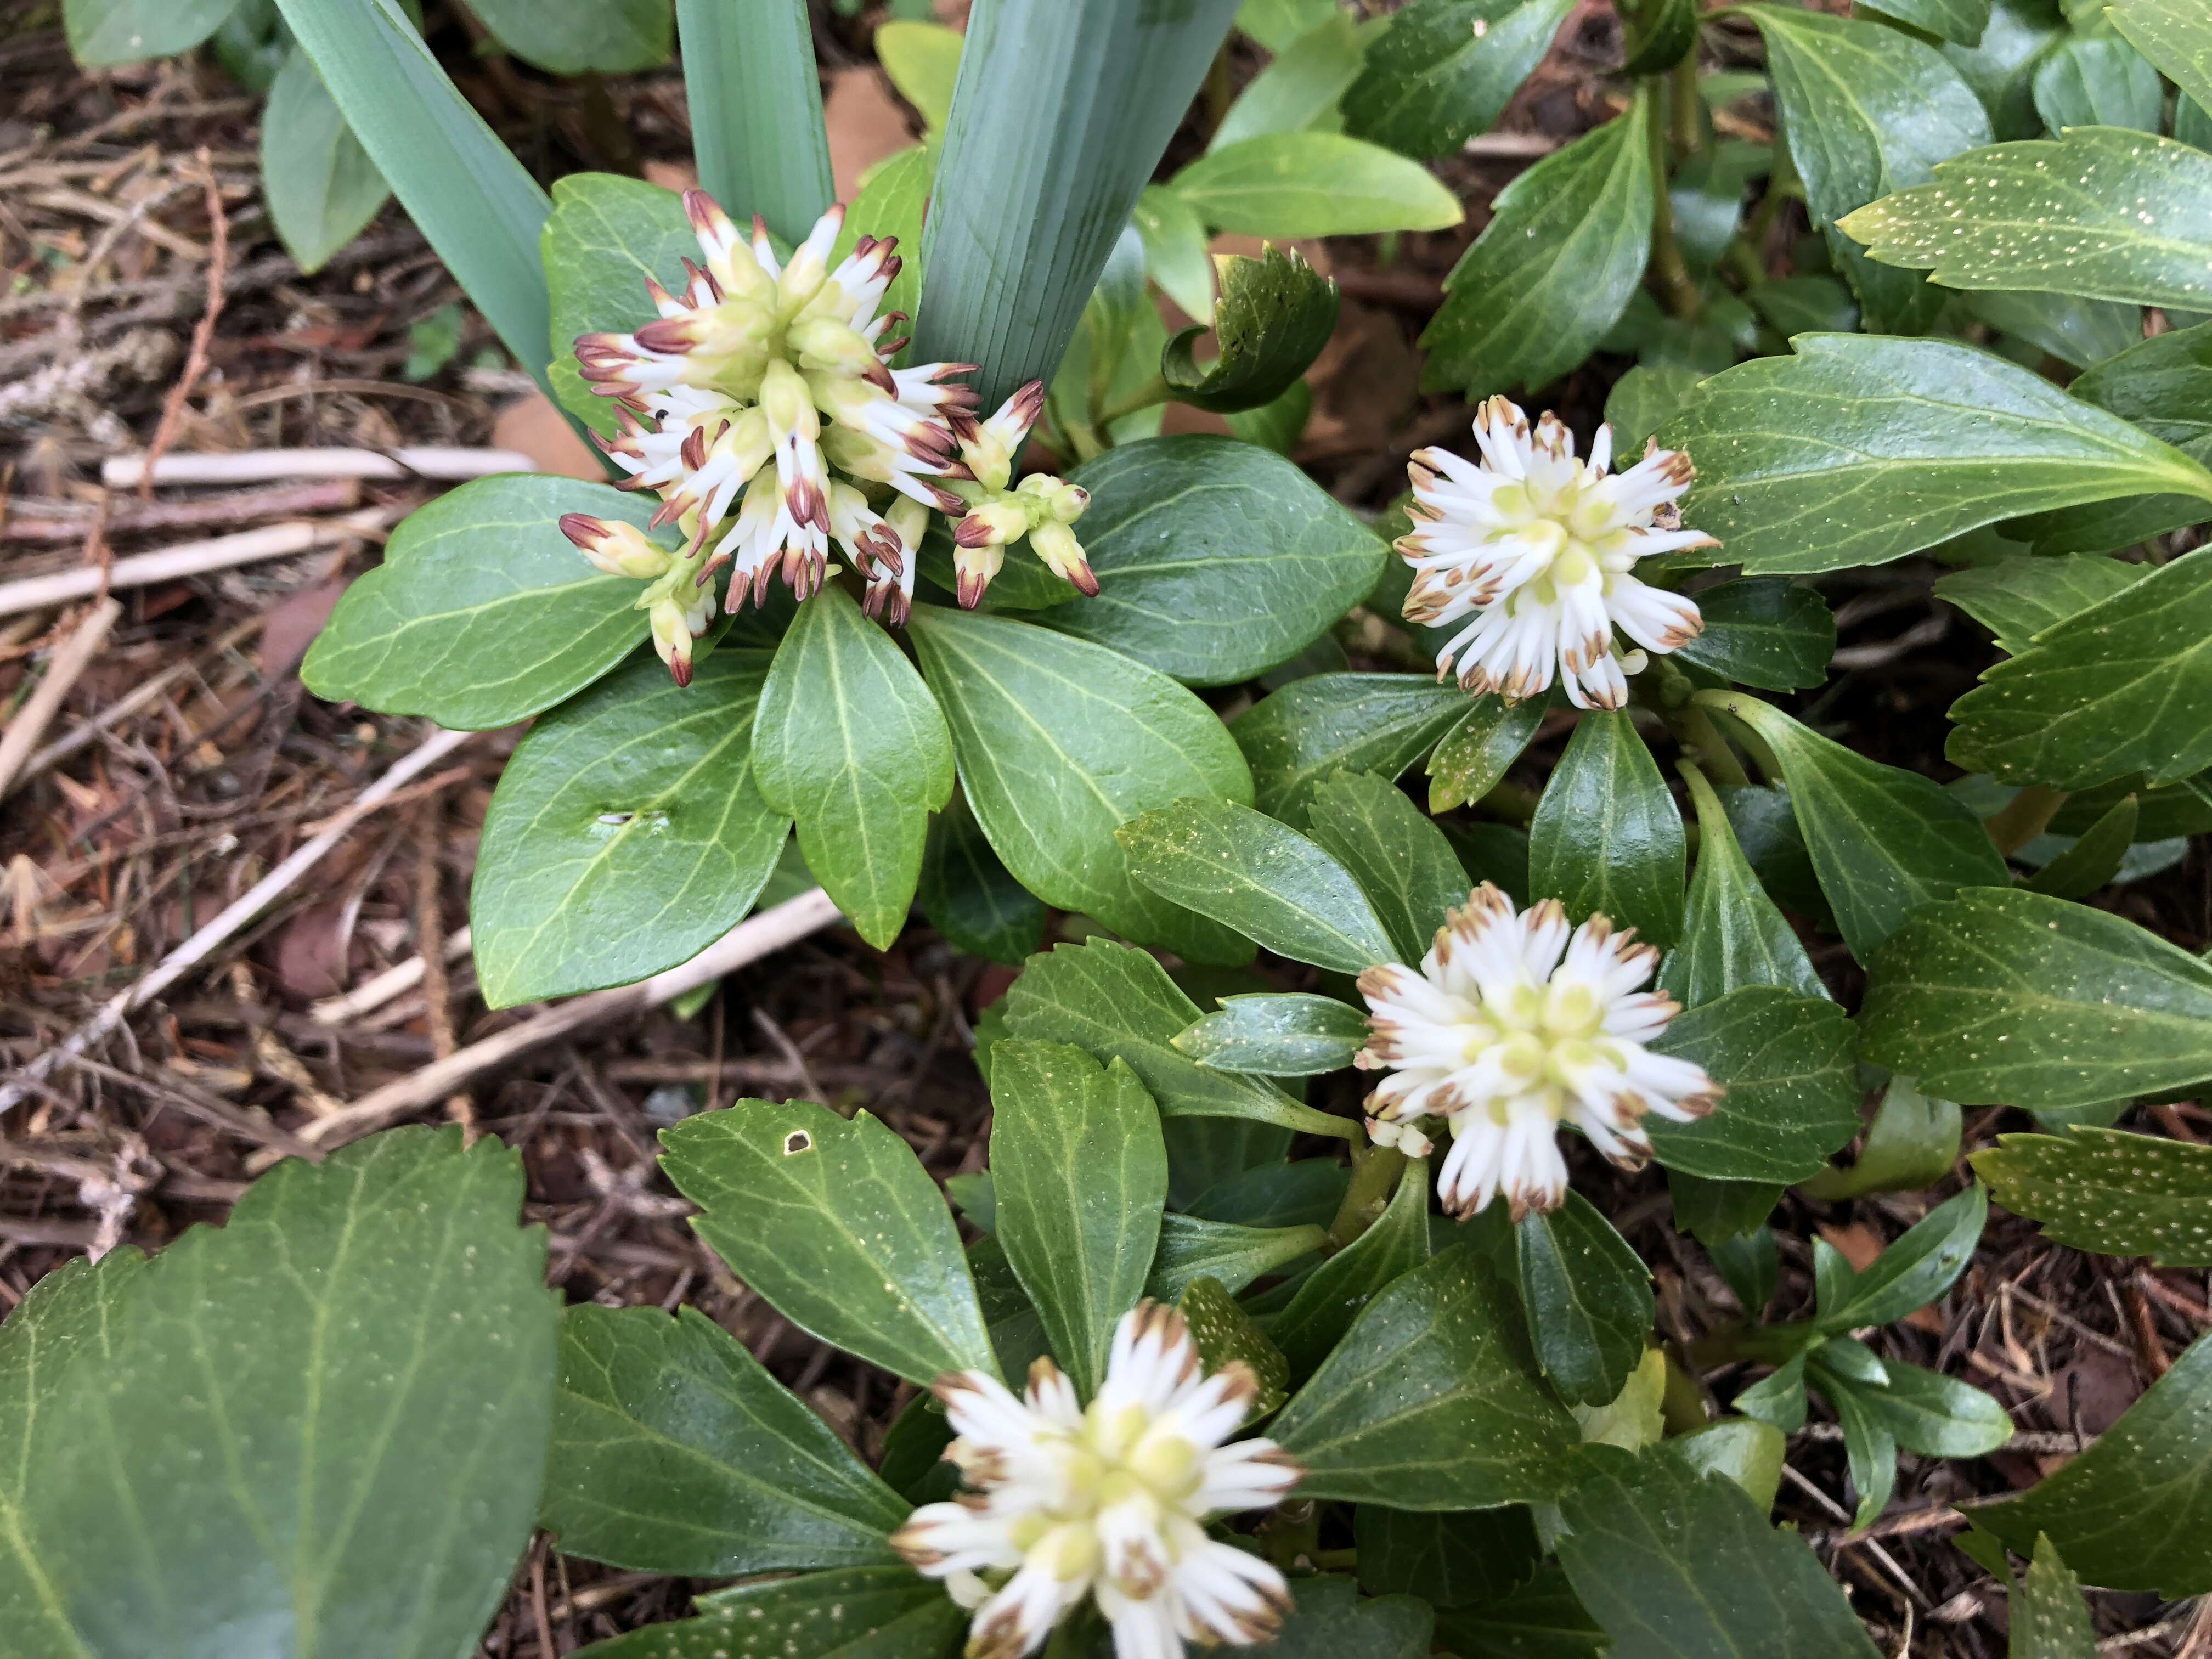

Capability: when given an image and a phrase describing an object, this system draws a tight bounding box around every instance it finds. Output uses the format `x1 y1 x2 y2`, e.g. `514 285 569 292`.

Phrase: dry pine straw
2 12 2209 1655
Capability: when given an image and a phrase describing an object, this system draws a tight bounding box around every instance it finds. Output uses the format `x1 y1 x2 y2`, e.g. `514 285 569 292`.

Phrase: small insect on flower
572 189 979 637
1356 883 1720 1221
893 1303 1300 1659
1398 396 1717 710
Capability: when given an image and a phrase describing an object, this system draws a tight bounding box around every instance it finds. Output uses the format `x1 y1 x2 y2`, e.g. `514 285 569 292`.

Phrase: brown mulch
2 3 2207 1653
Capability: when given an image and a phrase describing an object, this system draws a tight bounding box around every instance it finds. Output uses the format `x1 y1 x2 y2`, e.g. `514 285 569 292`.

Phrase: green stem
1674 706 1751 787
1985 783 2070 857
1096 372 1170 428
1644 87 1703 322
1668 53 1702 161
1328 1145 1407 1249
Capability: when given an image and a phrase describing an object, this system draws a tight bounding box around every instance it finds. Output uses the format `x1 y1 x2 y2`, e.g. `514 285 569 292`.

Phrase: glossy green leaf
914 0 1240 407
918 804 1047 966
1420 105 1654 396
1673 578 1836 692
1273 1246 1579 1509
1554 1444 1882 1658
1177 1275 1292 1419
472 650 786 1007
1268 1156 1432 1378
1660 335 2212 576
302 476 648 727
65 0 238 62
2009 1536 2099 1659
543 1306 905 1575
1841 129 2212 311
1146 1212 1329 1303
1863 885 2212 1109
1038 437 1385 686
2109 0 2212 112
1820 1373 1900 1528
1189 1156 1350 1229
261 48 391 275
274 0 557 392
1528 710 1686 950
1212 13 1371 150
1950 548 2212 790
1516 1193 1654 1408
675 0 830 246
1699 691 2010 960
753 585 952 949
988 1041 1168 1397
1973 1126 2212 1267
1006 939 1353 1139
1936 554 2148 655
471 0 668 74
661 1100 997 1385
567 1566 962 1659
1426 696 1544 815
1621 0 1699 74
1741 4 1991 332
1971 1330 2212 1594
1304 770 1469 964
1861 0 1991 47
1605 362 1705 453
15 1127 555 1659
1943 0 2067 140
1709 1226 1781 1316
1645 988 1864 1183
1671 1419 1787 1515
1341 0 1579 157
1847 1356 2015 1458
1661 761 1825 1006
542 172 695 435
1251 1576 1436 1658
1133 185 1216 323
1431 1564 1609 1659
1354 1505 1544 1610
910 605 1253 962
1238 0 1340 51
2021 793 2140 898
1120 797 1396 973
875 19 962 131
1801 1074 1962 1199
1170 132 1465 237
1163 246 1338 414
2032 35 2163 133
1173 993 1369 1075
1234 674 1472 828
1815 1185 1986 1333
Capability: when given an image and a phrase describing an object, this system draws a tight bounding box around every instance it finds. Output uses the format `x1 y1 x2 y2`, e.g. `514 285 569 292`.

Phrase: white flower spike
894 1303 1300 1659
1356 884 1720 1221
1398 396 1716 710
571 189 978 641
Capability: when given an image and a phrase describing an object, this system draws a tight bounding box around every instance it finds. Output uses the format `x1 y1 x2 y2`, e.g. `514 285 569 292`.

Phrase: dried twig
310 927 473 1025
2 479 360 543
15 613 264 785
137 148 228 500
294 888 844 1152
0 507 396 619
0 724 481 1115
0 599 121 803
102 447 537 488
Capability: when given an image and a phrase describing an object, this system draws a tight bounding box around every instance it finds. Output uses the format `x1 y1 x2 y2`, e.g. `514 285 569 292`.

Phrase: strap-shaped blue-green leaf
302 475 650 729
675 0 831 246
661 1100 997 1386
543 1305 907 1575
988 1041 1168 1398
273 0 557 393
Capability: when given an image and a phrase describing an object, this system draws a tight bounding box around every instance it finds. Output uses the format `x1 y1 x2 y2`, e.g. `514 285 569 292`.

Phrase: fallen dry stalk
0 507 397 619
103 447 537 488
0 599 122 802
311 926 473 1025
295 887 844 1153
0 724 481 1115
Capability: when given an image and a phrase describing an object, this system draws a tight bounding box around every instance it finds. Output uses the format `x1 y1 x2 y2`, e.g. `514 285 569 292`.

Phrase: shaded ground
1 3 2207 1652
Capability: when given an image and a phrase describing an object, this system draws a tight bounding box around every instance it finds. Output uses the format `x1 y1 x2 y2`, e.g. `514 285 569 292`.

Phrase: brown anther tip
669 658 692 689
952 518 991 548
1069 566 1101 597
556 513 599 548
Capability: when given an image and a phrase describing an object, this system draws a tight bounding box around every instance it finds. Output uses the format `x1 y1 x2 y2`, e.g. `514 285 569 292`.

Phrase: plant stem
1096 372 1170 428
1673 704 1751 787
1985 783 2070 856
1669 53 1703 160
1644 88 1704 322
1328 1144 1406 1249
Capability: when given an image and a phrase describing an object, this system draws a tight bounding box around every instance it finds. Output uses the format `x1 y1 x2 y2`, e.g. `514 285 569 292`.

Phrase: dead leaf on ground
259 580 348 679
494 392 603 482
825 67 916 201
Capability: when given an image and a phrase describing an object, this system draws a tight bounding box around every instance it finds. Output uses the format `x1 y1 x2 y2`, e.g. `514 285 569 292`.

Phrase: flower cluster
1356 884 1720 1220
1398 396 1714 710
553 190 1097 682
894 1304 1300 1659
